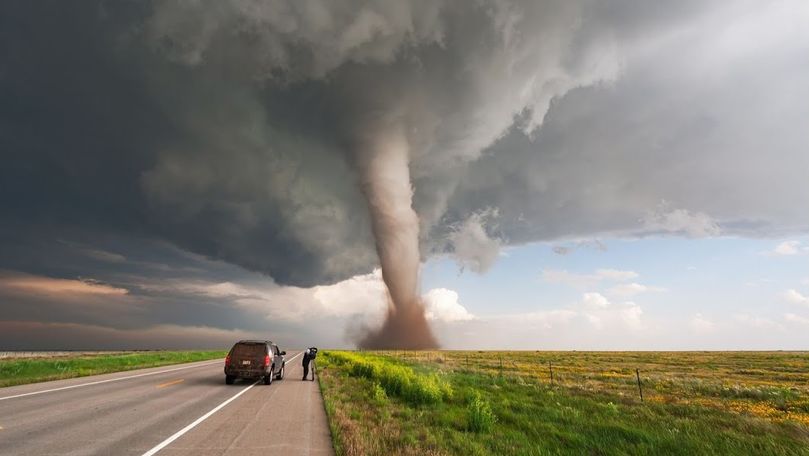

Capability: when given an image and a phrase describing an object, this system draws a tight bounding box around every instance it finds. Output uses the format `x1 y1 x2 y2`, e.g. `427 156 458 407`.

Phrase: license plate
242 360 251 365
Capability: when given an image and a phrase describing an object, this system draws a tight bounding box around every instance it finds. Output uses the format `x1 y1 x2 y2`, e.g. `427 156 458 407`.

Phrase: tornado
352 126 438 349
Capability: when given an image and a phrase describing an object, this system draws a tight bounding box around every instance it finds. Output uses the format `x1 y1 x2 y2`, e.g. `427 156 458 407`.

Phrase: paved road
0 351 333 455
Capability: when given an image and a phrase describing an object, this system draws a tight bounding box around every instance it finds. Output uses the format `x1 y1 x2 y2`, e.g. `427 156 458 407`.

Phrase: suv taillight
225 355 231 367
264 355 270 367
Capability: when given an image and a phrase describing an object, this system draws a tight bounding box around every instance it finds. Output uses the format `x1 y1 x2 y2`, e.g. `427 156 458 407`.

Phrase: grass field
318 350 809 455
0 350 226 387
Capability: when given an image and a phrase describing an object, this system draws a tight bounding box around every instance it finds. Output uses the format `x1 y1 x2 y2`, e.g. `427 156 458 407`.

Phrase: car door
271 344 282 374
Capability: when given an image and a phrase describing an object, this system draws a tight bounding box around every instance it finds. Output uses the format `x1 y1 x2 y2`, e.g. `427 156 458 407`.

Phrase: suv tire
225 375 235 385
263 368 273 385
276 364 285 380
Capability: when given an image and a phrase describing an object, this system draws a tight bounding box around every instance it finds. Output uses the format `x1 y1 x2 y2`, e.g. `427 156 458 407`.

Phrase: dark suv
224 340 286 385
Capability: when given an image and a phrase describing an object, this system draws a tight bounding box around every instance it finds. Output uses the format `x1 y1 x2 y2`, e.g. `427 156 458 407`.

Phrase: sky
422 236 809 349
0 1 807 350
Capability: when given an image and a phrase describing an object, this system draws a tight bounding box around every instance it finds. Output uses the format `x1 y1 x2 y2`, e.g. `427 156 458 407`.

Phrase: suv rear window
231 342 266 357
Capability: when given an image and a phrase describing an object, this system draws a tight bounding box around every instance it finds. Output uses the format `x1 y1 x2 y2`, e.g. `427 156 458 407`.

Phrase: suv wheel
263 368 273 385
276 364 285 380
225 375 235 385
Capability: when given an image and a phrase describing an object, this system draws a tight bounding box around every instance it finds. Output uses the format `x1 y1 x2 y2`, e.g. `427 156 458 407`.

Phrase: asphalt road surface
0 351 334 455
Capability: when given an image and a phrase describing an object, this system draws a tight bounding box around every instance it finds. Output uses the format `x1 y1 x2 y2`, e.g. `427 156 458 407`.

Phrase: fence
370 350 809 406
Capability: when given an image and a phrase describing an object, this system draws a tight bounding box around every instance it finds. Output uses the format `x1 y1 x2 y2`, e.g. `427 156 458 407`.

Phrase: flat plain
0 350 226 387
318 350 809 455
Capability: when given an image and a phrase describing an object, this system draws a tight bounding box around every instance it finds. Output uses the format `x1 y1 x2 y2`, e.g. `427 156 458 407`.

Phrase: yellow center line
156 379 185 388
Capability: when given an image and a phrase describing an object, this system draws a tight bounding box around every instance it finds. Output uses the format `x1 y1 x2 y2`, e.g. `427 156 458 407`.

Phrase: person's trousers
302 360 310 379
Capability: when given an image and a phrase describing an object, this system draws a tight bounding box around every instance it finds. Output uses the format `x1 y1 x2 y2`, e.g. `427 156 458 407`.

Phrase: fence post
636 368 644 402
549 361 554 386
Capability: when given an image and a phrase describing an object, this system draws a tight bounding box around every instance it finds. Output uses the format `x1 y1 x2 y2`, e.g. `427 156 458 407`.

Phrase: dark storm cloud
0 235 264 331
0 1 377 288
438 6 809 245
0 234 358 349
1 1 807 347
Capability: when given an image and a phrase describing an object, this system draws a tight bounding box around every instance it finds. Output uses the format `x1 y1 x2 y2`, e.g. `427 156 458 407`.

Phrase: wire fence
367 350 809 408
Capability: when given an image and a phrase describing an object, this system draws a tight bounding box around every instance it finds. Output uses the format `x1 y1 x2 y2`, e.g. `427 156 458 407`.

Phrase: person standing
302 348 313 381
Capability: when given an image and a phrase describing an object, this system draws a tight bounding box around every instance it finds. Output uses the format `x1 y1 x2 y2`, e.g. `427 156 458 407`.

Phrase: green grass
328 351 452 405
318 351 809 456
467 391 496 432
0 350 226 387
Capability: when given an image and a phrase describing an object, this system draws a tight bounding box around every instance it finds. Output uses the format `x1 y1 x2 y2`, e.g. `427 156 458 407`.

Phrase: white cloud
734 313 779 329
541 268 639 288
578 293 645 331
785 313 809 325
143 271 479 326
448 209 501 274
783 289 809 307
541 269 599 288
500 290 650 333
770 240 808 256
312 270 389 318
621 303 644 330
595 269 639 281
584 313 603 329
142 270 389 323
774 241 800 255
607 282 666 298
422 288 476 322
581 292 610 309
497 309 578 330
690 313 715 332
642 203 721 238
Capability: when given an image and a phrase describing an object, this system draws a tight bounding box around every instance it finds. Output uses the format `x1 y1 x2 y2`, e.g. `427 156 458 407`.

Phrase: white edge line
285 351 303 366
140 379 260 456
141 350 304 456
0 359 223 402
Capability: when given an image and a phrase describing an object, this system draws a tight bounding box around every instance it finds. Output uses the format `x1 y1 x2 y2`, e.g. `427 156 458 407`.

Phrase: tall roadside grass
319 351 809 456
467 391 496 432
0 350 226 387
326 351 452 405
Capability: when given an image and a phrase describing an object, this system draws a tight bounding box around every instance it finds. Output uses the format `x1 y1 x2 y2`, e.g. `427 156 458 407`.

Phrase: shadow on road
183 375 290 387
